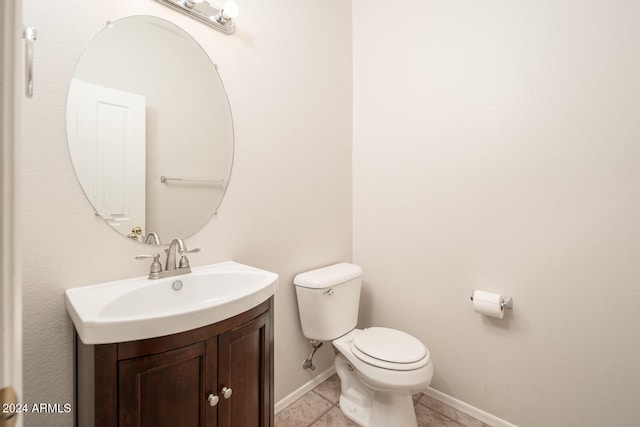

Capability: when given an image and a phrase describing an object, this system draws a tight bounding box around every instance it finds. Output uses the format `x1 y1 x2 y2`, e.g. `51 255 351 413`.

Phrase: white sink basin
65 261 278 344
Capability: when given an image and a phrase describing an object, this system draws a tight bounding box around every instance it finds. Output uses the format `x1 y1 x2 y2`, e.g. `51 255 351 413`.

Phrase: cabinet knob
221 386 233 399
207 394 219 407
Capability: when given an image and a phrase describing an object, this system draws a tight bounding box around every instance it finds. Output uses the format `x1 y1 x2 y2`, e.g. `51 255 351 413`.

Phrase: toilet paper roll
472 290 504 319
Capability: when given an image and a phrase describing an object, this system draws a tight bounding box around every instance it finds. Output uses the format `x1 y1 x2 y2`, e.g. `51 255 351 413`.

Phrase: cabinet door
119 340 217 427
217 312 272 427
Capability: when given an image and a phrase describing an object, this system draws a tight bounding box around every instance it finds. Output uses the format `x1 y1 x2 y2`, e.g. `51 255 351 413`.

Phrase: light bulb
221 1 239 20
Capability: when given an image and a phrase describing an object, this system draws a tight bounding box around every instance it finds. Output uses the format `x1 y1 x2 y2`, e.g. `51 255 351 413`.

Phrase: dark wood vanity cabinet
76 297 273 427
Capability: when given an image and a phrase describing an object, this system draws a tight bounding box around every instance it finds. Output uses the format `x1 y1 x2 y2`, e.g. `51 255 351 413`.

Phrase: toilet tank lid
293 263 362 289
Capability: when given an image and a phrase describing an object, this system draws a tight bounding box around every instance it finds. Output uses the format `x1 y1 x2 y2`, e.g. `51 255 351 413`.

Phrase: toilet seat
350 327 429 371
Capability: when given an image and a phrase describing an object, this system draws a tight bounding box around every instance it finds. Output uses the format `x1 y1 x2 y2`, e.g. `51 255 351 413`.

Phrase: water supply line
302 341 323 370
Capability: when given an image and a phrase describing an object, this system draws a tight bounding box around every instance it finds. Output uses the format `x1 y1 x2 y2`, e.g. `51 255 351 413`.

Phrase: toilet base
335 354 418 427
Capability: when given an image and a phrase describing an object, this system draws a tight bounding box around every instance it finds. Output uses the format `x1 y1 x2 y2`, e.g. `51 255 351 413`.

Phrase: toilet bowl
333 328 433 427
294 263 434 427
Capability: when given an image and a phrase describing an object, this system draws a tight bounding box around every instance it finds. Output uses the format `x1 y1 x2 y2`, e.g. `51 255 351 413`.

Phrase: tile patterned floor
275 374 491 427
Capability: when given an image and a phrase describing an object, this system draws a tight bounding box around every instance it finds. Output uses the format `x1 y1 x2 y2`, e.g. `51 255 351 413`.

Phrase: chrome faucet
165 238 198 271
136 238 200 280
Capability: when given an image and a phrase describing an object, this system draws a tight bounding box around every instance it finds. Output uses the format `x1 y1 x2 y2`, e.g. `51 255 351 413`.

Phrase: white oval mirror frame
66 15 234 245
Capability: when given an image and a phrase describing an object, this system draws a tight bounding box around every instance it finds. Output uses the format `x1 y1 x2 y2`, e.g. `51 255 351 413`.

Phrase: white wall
353 1 640 426
21 1 351 425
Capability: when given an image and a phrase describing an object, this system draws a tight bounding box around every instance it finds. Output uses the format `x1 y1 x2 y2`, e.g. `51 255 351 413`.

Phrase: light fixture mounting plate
153 0 236 34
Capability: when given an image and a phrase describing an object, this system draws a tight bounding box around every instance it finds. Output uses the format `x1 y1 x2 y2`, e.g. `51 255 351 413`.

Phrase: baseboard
275 366 336 414
275 367 517 427
423 387 519 427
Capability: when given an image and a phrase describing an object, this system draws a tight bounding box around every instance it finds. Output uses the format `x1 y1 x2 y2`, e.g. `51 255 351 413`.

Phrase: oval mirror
66 16 233 245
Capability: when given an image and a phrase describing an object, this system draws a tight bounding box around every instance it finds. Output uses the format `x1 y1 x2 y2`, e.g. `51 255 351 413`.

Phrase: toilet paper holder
470 292 513 311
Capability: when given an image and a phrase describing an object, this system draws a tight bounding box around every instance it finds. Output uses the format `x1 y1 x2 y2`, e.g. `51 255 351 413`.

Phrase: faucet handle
180 248 201 255
178 248 200 269
164 247 201 255
135 252 161 261
135 253 163 278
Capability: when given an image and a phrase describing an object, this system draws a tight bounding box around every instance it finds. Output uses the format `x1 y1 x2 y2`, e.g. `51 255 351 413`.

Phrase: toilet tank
294 263 362 342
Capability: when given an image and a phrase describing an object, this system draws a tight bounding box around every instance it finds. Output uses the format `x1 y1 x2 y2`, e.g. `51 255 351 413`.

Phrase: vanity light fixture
153 0 239 34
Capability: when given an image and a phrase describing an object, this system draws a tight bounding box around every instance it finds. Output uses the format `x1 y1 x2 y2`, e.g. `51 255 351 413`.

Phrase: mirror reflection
66 16 234 244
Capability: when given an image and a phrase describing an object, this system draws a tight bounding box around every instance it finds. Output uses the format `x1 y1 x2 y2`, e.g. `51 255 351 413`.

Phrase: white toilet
294 263 433 427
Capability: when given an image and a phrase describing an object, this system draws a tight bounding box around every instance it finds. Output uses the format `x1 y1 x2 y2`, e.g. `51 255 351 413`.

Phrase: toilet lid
352 327 427 364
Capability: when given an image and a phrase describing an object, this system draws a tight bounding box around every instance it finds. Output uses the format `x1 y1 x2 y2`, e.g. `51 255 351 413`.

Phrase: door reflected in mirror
66 15 234 244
